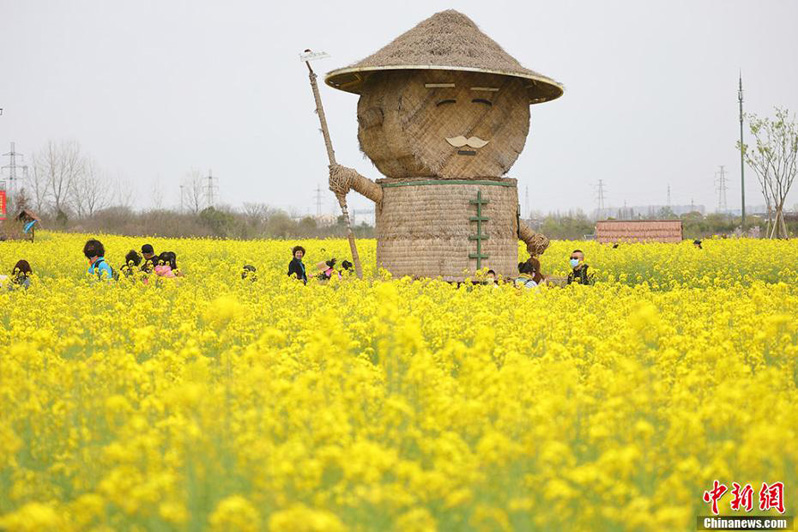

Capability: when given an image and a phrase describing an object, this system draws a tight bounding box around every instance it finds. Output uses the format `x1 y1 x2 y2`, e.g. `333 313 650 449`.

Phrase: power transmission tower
715 165 728 213
595 179 606 219
204 169 218 209
1 142 28 208
314 184 323 217
524 185 530 219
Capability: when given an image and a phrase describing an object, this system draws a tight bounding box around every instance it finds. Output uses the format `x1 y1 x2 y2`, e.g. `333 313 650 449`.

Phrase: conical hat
325 10 563 104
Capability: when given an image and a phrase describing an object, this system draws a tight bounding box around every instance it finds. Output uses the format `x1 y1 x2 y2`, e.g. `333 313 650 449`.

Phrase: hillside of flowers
1 233 796 531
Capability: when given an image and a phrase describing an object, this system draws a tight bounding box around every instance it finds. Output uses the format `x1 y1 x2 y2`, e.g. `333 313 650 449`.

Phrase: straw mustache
445 136 490 149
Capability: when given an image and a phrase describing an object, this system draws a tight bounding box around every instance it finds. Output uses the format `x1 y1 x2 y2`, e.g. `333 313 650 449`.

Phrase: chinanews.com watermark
698 481 793 530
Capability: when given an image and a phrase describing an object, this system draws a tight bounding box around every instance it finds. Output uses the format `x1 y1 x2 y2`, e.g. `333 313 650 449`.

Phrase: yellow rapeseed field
0 232 796 531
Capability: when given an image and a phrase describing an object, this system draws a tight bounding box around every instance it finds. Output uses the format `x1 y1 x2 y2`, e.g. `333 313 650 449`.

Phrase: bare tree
26 161 50 213
242 202 271 224
113 175 136 209
70 158 110 218
32 140 85 215
740 108 798 239
181 169 205 214
150 180 164 210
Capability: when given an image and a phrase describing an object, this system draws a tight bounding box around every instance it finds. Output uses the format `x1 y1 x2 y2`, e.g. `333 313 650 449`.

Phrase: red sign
0 190 6 221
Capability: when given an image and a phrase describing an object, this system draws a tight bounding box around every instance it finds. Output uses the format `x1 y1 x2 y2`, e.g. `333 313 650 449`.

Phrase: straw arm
329 164 383 205
518 221 550 256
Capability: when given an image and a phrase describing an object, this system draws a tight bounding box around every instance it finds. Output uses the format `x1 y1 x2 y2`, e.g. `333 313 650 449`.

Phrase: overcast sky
1 0 797 217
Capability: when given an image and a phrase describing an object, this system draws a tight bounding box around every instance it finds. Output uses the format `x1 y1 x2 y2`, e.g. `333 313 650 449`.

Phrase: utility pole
715 165 728 213
2 142 28 208
314 184 323 217
738 73 746 227
596 179 606 220
205 169 217 209
667 184 672 209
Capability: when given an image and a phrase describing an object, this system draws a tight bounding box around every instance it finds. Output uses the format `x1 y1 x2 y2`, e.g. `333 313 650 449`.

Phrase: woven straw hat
325 10 563 104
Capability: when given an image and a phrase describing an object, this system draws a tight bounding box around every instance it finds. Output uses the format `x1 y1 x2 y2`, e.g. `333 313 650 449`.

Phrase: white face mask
569 258 580 268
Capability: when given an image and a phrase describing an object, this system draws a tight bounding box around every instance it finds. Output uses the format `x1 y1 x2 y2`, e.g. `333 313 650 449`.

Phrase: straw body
375 178 519 281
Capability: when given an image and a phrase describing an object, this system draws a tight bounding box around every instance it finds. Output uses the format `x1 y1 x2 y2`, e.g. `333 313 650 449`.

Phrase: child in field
242 264 257 282
340 260 354 277
317 258 340 281
154 251 181 278
84 239 114 281
515 261 539 288
287 246 307 284
567 249 593 285
1 260 33 290
120 250 142 279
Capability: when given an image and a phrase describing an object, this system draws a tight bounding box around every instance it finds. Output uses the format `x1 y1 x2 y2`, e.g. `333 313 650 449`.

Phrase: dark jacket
141 256 157 274
567 264 593 285
288 258 307 284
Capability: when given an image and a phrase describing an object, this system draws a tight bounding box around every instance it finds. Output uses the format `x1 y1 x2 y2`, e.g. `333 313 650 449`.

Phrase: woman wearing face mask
567 249 593 285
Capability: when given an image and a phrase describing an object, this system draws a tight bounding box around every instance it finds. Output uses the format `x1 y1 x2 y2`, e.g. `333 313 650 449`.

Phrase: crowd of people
286 246 595 288
4 239 610 290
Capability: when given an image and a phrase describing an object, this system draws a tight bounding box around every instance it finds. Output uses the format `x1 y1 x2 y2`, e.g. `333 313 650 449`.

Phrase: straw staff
300 50 363 279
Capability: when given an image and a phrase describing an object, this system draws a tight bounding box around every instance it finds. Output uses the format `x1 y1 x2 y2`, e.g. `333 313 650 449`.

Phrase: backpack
94 258 114 281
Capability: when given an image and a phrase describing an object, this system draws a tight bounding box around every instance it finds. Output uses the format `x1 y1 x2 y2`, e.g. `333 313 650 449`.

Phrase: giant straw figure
326 10 563 281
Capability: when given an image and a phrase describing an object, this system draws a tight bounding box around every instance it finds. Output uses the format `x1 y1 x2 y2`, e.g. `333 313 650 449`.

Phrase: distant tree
70 158 110 218
242 202 270 225
199 206 235 236
114 176 136 210
739 108 798 239
181 170 205 215
32 140 85 214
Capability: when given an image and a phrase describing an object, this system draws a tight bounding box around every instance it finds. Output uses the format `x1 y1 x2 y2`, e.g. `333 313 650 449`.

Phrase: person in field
119 250 142 279
84 239 114 281
485 269 498 286
1 260 33 290
567 249 593 285
316 258 341 282
287 246 307 284
340 260 354 277
693 239 703 249
241 264 257 282
154 251 182 278
141 244 157 273
515 261 539 288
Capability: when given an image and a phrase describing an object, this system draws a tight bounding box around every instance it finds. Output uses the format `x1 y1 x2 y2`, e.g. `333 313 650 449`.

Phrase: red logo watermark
703 481 785 515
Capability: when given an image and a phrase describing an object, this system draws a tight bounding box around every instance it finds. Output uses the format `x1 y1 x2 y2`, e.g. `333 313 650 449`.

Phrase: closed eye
436 99 456 106
472 98 493 106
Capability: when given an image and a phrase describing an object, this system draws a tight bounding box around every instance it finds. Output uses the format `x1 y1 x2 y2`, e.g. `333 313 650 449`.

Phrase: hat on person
141 244 154 254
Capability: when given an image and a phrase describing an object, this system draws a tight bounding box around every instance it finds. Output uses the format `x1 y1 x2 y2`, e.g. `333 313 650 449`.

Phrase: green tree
738 108 798 239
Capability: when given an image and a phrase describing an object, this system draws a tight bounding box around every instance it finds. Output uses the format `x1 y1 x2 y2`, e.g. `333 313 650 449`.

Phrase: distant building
596 220 683 244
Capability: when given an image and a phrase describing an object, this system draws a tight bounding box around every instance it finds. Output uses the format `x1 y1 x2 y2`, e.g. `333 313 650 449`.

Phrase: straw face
358 70 530 179
325 10 563 104
376 179 519 281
